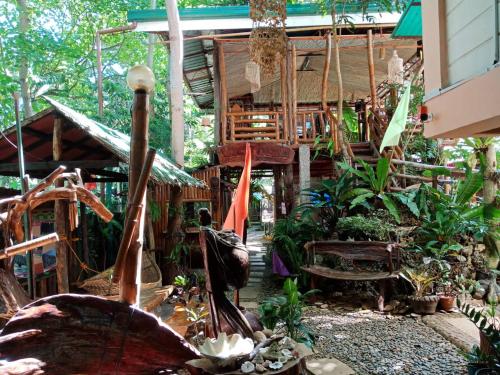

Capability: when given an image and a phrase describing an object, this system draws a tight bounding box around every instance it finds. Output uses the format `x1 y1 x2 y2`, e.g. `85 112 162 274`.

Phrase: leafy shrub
336 215 395 241
258 278 317 348
272 209 327 274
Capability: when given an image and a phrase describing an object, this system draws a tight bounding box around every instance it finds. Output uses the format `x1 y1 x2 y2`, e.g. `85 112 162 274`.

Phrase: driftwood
0 233 59 260
0 269 31 327
0 294 201 374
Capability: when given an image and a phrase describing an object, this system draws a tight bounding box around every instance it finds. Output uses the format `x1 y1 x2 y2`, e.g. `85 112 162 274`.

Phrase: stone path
239 228 267 310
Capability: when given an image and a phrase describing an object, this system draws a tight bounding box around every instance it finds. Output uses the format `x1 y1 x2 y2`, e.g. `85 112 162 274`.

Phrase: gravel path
303 306 467 375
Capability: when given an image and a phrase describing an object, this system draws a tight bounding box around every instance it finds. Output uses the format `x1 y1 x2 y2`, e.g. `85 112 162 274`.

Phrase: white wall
445 0 499 86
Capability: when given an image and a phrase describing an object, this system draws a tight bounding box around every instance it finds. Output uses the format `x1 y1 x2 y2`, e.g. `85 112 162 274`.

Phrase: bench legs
377 279 391 312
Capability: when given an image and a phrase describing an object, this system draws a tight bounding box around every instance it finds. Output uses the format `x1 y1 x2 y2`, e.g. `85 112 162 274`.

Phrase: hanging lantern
249 0 287 77
388 49 404 84
245 61 261 93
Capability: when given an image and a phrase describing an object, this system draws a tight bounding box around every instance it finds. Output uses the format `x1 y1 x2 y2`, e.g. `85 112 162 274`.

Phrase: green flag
379 84 411 153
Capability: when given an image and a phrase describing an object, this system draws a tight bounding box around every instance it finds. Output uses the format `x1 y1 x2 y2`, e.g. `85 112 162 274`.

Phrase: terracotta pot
438 295 456 312
408 295 439 315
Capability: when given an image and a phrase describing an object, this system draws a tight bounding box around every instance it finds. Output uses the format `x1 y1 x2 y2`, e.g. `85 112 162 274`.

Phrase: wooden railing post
219 43 228 144
280 59 288 143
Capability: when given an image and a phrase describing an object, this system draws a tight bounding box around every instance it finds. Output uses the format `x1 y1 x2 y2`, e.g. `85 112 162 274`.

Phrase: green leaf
349 192 375 209
454 172 483 205
375 157 390 192
380 194 401 223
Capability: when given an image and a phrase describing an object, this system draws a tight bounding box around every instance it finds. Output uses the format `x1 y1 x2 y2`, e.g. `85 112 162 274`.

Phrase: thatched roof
0 97 204 188
223 36 417 104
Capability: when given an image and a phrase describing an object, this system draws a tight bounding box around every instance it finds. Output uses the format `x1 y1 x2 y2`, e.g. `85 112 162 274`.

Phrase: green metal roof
128 2 400 23
43 97 205 188
392 1 421 38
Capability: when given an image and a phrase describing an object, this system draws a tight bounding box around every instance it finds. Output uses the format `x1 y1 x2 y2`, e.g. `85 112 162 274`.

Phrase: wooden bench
301 240 401 311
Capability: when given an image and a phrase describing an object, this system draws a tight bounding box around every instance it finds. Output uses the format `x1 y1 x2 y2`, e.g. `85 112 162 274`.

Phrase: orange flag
223 143 252 238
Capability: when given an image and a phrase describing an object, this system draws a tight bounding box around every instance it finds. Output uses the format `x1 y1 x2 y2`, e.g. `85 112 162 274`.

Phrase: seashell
278 337 294 350
198 332 254 367
281 349 293 357
269 361 284 370
278 355 289 363
241 361 255 373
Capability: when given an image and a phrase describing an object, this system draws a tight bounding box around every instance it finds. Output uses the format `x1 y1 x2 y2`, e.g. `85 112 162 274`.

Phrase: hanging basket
249 27 287 77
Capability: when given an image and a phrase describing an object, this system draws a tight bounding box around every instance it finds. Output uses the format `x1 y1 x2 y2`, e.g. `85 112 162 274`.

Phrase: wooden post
80 202 89 266
219 43 228 145
210 176 222 230
164 185 183 284
321 33 332 111
213 46 221 145
273 166 284 220
280 59 288 142
96 33 104 118
292 45 298 145
166 0 184 167
284 164 295 216
53 116 69 293
286 48 294 144
298 145 310 205
367 30 377 110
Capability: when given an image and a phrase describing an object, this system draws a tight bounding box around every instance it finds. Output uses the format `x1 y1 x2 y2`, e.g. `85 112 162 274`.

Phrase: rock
253 331 267 343
320 304 329 309
241 361 255 373
410 313 421 318
255 364 266 373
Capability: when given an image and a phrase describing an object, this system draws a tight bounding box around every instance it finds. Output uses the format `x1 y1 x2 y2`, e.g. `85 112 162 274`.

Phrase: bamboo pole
280 59 288 142
286 48 294 144
219 43 228 145
53 115 69 294
0 233 59 260
367 29 377 110
321 33 332 111
12 92 33 297
292 45 298 145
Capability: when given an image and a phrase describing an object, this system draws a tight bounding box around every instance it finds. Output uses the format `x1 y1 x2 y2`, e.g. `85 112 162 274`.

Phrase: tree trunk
17 0 33 118
331 2 350 163
484 143 499 269
166 0 184 167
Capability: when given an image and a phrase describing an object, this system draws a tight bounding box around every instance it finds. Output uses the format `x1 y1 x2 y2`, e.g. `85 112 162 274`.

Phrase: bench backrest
304 240 401 271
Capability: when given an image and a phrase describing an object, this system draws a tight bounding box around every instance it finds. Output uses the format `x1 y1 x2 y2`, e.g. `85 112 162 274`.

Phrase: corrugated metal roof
128 3 399 23
43 97 205 188
392 1 421 38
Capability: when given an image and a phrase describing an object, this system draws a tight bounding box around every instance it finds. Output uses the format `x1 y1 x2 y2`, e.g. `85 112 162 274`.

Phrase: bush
336 215 395 241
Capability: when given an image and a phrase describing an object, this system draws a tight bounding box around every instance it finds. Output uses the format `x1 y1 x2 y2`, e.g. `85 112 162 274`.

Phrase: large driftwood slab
0 294 200 374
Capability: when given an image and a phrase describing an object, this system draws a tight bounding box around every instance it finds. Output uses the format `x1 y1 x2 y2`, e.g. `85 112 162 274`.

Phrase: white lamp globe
127 65 155 92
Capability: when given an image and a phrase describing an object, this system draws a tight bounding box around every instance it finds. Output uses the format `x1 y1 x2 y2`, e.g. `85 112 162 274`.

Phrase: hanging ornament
249 0 287 77
388 49 404 84
245 61 261 93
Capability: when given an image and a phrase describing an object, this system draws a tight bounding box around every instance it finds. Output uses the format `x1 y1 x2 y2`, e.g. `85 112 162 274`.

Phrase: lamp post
117 65 155 305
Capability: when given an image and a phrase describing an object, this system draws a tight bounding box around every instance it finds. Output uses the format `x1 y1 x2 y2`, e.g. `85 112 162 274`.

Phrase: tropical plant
400 267 436 297
272 208 327 275
336 215 395 241
458 299 500 370
338 157 401 223
258 278 317 348
301 170 355 232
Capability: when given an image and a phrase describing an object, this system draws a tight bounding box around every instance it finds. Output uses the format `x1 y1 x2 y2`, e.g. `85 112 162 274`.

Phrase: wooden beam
53 116 69 293
0 233 59 260
292 45 298 145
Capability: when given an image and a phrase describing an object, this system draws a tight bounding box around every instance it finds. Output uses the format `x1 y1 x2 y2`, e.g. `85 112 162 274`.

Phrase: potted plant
401 267 439 314
458 299 500 373
463 345 494 375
